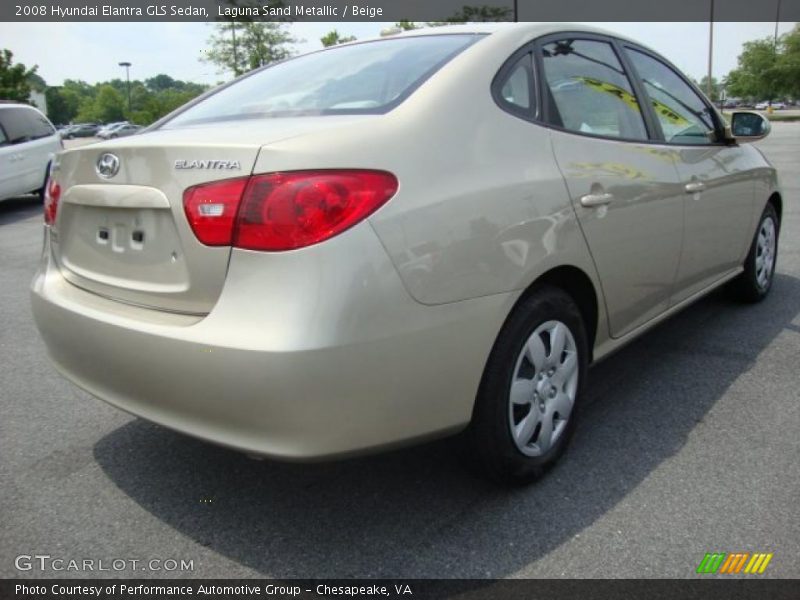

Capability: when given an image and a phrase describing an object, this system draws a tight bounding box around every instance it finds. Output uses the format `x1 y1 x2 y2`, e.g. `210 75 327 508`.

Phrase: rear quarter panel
252 30 602 311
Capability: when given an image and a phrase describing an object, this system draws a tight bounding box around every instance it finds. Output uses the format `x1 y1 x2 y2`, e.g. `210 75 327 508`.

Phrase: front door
622 46 755 303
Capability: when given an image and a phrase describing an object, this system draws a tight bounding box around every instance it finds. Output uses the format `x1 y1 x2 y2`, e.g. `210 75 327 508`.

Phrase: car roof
388 22 639 44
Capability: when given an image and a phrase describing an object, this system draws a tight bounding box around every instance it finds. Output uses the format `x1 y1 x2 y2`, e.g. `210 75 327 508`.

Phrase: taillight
43 178 61 226
183 177 249 245
182 170 398 251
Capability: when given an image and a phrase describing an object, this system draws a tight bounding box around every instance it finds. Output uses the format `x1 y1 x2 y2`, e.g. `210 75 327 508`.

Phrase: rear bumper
31 223 514 460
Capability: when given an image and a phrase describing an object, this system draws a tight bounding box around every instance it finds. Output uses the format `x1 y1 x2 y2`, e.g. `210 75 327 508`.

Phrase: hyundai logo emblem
96 153 120 179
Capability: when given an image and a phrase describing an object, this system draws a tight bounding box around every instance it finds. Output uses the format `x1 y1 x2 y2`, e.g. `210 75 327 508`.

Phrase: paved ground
1 124 798 579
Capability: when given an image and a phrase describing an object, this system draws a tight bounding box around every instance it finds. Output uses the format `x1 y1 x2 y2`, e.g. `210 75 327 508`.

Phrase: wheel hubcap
755 216 777 290
508 320 579 457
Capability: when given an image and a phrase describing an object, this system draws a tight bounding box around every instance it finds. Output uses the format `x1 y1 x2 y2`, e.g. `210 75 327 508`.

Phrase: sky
0 21 796 88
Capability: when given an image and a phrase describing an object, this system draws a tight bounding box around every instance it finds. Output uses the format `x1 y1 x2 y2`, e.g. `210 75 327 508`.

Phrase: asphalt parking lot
1 124 798 579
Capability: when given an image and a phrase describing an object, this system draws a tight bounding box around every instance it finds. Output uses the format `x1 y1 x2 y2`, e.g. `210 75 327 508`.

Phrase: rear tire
36 162 51 203
730 203 779 303
468 286 588 485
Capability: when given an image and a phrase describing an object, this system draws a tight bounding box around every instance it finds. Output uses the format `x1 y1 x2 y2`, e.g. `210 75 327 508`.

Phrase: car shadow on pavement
0 196 42 226
94 273 800 578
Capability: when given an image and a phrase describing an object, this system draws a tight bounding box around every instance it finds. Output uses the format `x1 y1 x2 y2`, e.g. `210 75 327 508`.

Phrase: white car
755 101 785 110
0 103 62 202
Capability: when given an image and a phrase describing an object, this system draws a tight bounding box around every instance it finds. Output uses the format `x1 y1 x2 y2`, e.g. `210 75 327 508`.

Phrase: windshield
163 34 482 127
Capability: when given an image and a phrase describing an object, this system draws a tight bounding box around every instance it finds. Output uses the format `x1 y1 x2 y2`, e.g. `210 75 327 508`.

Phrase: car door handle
685 182 706 194
580 192 614 207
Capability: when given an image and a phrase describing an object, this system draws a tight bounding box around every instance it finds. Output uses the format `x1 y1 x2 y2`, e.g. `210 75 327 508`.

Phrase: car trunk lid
51 117 370 314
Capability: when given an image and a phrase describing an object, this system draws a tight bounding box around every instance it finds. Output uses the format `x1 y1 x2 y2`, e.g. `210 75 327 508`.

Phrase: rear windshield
163 34 482 127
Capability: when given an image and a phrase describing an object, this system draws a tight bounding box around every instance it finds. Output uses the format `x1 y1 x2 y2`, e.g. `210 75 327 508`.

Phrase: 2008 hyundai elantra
32 23 781 483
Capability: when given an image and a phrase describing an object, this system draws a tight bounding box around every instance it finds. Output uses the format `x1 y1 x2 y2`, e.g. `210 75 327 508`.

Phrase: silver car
32 24 781 483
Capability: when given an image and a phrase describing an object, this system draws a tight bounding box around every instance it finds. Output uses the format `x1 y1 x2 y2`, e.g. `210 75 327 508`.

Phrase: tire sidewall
471 286 589 483
747 204 780 299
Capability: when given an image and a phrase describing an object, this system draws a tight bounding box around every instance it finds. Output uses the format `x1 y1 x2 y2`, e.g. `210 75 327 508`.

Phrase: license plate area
58 204 190 293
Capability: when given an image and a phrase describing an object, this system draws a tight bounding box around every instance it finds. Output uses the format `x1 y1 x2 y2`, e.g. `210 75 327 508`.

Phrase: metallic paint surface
30 23 780 459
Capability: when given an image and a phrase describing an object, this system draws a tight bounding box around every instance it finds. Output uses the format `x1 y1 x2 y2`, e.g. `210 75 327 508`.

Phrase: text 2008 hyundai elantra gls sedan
32 23 781 483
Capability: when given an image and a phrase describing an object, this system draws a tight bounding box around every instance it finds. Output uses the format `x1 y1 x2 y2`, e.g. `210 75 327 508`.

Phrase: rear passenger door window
539 38 648 141
624 48 718 145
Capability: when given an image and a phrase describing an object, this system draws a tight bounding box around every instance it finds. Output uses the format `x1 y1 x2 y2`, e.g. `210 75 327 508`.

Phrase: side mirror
729 111 771 143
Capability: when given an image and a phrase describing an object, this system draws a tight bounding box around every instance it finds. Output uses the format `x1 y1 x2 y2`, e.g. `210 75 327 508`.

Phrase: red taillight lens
43 179 61 226
235 170 398 251
182 170 398 251
183 177 249 246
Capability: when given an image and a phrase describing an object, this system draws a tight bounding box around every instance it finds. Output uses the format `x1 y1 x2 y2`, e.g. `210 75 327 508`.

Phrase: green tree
696 76 722 102
27 71 47 92
320 30 357 47
442 5 512 21
45 87 80 124
76 84 125 123
204 22 297 76
725 26 800 102
776 24 800 98
146 74 180 92
0 49 38 103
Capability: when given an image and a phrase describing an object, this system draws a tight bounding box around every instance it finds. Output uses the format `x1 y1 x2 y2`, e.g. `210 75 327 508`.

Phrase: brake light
182 170 398 251
43 178 61 226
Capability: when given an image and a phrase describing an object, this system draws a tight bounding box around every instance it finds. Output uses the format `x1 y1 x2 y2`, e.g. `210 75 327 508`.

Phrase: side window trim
610 38 662 142
620 42 726 146
532 32 656 143
491 43 539 122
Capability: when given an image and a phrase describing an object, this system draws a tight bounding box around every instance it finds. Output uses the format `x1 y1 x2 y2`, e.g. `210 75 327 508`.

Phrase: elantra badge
174 159 241 170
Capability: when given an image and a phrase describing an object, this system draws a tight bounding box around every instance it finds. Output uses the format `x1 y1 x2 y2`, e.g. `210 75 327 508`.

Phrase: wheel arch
511 265 600 362
768 192 782 224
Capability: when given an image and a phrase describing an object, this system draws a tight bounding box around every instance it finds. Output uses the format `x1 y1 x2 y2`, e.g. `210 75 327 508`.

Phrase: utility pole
769 0 782 111
118 61 132 113
707 0 714 102
231 21 239 76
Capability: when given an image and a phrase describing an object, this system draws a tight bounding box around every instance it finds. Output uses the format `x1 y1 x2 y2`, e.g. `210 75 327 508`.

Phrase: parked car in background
0 103 62 202
96 121 128 138
32 24 782 484
755 101 786 110
97 123 143 139
62 123 100 139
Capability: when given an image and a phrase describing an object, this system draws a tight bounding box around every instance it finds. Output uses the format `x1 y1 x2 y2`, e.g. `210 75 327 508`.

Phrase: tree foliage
320 30 357 47
694 76 722 102
725 24 800 100
45 76 208 125
204 22 297 76
0 49 38 103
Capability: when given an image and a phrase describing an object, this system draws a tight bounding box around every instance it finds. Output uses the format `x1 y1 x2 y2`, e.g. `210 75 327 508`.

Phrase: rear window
163 35 482 128
0 106 55 144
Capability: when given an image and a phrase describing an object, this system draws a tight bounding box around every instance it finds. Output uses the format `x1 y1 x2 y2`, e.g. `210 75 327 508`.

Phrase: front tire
731 203 779 302
468 286 589 484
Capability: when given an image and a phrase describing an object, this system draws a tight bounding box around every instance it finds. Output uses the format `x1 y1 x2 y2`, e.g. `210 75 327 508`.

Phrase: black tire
36 162 51 203
730 203 779 303
468 285 589 485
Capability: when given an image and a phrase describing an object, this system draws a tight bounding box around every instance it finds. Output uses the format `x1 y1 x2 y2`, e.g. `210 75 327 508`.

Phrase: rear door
537 35 685 338
622 46 756 302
